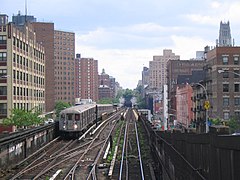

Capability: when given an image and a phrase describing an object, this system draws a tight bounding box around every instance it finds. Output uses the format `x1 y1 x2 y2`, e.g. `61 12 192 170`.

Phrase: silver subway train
59 104 114 137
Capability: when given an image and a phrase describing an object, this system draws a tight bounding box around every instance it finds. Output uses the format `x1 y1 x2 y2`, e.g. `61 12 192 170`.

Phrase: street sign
204 100 210 110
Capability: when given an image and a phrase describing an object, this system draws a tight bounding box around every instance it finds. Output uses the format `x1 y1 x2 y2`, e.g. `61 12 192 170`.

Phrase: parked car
232 132 240 136
44 119 54 124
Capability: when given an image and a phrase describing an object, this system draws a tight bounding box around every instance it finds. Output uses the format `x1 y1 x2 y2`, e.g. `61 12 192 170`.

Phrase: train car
59 103 114 138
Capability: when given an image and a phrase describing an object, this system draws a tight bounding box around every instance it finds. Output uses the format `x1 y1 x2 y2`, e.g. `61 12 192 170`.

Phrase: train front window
61 114 65 120
75 114 80 120
67 114 73 120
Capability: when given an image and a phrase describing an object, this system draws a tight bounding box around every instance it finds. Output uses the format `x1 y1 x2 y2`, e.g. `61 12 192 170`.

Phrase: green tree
228 117 240 133
134 85 146 108
55 101 71 118
116 89 124 99
97 98 113 104
2 108 43 129
122 89 133 101
209 118 221 125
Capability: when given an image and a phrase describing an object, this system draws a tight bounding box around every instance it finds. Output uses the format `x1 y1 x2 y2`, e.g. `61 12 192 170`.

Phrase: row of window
55 51 74 56
13 86 44 97
222 55 239 65
13 70 45 85
57 92 74 95
222 70 240 78
55 81 75 85
0 103 45 115
13 103 44 112
54 56 75 61
13 37 44 60
223 97 240 106
13 37 29 52
13 53 44 72
223 112 240 120
55 66 74 71
222 83 240 92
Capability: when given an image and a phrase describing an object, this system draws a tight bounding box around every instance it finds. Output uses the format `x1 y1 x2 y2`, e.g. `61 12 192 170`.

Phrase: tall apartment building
205 46 240 121
0 14 45 119
149 49 180 91
217 21 232 47
13 12 76 111
31 22 55 112
53 30 75 105
78 57 98 101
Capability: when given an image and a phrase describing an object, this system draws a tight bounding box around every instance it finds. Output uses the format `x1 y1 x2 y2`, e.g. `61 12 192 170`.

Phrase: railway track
108 109 155 180
120 108 144 180
3 109 157 179
4 110 124 180
63 112 121 180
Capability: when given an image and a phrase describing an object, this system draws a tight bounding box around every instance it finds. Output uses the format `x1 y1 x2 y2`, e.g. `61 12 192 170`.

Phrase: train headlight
63 125 66 129
74 124 78 129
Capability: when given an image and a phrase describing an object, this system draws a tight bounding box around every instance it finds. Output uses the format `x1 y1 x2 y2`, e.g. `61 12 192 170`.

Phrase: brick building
77 57 98 101
205 46 240 121
0 14 45 119
53 30 75 105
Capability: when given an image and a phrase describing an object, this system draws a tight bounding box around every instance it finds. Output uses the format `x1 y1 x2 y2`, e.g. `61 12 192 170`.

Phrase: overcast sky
2 0 240 89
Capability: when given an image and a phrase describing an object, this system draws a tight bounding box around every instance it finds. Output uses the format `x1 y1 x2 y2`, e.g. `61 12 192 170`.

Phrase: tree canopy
2 108 43 129
122 89 133 101
55 101 71 118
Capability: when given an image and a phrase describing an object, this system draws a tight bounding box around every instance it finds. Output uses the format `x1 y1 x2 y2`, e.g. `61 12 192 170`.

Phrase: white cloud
184 1 240 26
75 44 162 89
211 1 221 9
170 35 213 60
184 14 219 26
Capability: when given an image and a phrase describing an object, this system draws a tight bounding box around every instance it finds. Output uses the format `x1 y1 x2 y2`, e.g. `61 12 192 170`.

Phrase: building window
222 56 228 65
0 69 7 77
0 35 7 45
234 56 239 65
223 84 229 92
13 53 16 62
0 86 7 95
234 112 240 118
235 97 240 105
0 103 7 115
0 52 7 61
223 112 230 120
234 70 240 78
223 71 229 78
223 97 229 106
235 84 240 92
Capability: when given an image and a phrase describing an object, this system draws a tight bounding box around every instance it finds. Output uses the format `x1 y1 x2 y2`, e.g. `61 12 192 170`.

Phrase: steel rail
135 121 145 180
119 119 128 180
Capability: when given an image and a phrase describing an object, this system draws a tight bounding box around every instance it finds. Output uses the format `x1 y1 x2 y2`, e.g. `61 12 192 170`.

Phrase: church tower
217 21 232 47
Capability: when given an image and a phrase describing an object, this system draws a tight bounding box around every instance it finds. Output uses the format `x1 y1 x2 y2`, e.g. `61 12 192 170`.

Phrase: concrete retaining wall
0 123 57 170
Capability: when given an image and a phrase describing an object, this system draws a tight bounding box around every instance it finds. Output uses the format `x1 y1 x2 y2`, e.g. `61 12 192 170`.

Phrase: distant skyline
2 0 240 89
